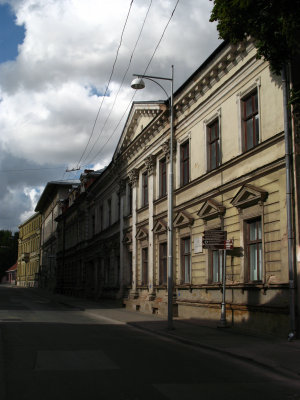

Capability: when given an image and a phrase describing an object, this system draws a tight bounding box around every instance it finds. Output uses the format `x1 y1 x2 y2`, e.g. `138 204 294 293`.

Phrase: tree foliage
210 0 300 75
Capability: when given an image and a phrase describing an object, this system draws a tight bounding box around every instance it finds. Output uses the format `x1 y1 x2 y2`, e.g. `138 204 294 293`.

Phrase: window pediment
231 184 268 209
197 199 225 221
123 232 132 245
153 219 167 234
174 211 194 228
136 228 148 240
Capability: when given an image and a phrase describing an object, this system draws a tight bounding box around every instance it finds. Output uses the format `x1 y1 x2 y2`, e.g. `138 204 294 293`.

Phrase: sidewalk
32 289 300 380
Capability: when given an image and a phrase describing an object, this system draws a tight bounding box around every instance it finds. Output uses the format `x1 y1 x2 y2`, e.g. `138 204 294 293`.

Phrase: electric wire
85 0 180 166
75 0 134 170
0 166 67 173
82 0 153 166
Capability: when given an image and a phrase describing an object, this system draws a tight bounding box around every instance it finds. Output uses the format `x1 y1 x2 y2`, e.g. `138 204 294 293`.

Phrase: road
0 285 299 400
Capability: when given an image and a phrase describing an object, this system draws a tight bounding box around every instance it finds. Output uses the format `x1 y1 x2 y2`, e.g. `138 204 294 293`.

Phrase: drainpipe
282 64 297 340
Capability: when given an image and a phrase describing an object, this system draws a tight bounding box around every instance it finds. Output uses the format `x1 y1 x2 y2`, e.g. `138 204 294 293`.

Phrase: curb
26 289 300 381
126 321 300 381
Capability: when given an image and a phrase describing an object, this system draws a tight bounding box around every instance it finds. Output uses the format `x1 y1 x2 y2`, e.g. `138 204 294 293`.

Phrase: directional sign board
203 230 228 250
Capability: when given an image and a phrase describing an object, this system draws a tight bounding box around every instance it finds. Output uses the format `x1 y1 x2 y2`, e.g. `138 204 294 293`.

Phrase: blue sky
0 3 25 63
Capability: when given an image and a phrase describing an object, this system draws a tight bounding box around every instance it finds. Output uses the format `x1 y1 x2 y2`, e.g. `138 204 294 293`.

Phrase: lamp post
131 66 174 330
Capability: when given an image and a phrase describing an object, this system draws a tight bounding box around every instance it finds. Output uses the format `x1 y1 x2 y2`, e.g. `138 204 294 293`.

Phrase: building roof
6 262 17 273
35 180 80 212
18 212 41 229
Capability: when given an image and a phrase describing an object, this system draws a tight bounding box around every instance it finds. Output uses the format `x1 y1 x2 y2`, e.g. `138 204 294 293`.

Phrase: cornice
173 40 255 119
173 157 285 214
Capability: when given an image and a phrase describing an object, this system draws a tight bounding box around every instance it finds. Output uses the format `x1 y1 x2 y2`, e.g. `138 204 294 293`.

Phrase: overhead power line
0 166 66 173
82 0 153 166
76 0 134 169
86 0 180 166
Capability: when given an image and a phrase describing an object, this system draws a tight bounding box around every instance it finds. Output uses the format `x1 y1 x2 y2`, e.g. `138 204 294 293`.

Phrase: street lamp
131 66 174 330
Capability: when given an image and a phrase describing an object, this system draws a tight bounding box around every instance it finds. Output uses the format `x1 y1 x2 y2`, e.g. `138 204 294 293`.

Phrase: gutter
282 64 297 340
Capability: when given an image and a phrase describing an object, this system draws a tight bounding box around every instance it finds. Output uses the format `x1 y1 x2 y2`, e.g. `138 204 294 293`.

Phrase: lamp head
131 77 145 90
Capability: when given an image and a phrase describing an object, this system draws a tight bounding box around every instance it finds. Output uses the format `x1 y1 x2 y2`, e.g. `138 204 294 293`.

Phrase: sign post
202 230 233 327
220 249 227 327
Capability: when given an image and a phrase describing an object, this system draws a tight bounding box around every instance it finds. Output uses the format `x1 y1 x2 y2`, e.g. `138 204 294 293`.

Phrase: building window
211 250 223 283
159 242 167 285
91 214 95 236
246 218 262 281
142 172 148 207
141 247 148 285
242 90 259 151
128 251 132 286
105 257 110 285
99 205 103 231
117 194 121 220
108 199 112 226
207 119 220 171
181 237 191 283
160 158 167 197
128 184 132 214
180 141 189 186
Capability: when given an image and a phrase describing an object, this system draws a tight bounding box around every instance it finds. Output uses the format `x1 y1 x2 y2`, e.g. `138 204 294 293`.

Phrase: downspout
282 64 297 340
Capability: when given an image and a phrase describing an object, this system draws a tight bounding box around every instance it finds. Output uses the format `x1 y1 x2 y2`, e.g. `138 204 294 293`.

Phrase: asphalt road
1 285 300 400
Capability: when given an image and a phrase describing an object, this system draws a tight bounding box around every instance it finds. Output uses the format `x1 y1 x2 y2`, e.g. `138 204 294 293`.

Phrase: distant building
6 262 17 284
17 212 41 287
35 180 80 290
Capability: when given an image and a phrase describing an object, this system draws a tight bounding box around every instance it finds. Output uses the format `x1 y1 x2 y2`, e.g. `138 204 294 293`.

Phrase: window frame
210 249 223 283
241 89 259 151
141 246 148 285
142 171 149 207
159 242 168 285
245 217 262 282
180 236 191 284
99 205 103 231
128 183 132 215
180 140 190 186
159 157 167 198
207 118 220 171
107 199 112 226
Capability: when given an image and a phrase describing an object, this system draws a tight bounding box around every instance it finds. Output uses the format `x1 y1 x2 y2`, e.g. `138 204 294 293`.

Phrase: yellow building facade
17 212 42 287
54 39 299 337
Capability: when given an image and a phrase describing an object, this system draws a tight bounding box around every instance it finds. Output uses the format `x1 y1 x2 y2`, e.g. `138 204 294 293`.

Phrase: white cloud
0 0 221 230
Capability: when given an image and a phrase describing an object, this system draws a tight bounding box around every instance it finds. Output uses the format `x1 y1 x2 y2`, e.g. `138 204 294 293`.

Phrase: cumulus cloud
0 0 221 231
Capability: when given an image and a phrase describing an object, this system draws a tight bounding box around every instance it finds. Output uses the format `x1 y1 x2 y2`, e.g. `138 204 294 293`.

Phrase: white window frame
236 77 261 154
203 108 222 172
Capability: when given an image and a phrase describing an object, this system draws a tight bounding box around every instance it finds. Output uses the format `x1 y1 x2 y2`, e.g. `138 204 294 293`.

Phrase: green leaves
210 0 300 75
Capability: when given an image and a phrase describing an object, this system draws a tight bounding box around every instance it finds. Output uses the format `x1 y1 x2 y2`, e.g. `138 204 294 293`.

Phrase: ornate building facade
17 212 42 287
54 39 299 337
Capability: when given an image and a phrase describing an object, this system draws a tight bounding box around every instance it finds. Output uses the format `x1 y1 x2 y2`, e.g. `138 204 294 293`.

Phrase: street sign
225 239 234 250
204 230 227 239
194 235 203 253
203 230 233 250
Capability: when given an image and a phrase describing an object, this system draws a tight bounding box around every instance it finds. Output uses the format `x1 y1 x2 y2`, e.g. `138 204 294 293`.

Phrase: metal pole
219 249 227 326
167 65 174 330
131 67 174 330
282 64 296 340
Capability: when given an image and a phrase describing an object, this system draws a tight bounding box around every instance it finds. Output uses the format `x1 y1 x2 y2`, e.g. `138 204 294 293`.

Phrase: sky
0 0 221 232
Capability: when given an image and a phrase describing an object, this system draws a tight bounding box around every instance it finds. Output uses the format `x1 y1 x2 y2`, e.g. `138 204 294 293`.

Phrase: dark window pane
242 90 259 151
246 97 253 117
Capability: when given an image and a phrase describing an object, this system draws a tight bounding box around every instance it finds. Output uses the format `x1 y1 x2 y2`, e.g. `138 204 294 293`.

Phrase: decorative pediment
123 232 132 245
197 199 225 221
231 184 268 209
114 102 165 155
173 211 194 228
153 219 167 234
136 227 148 240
